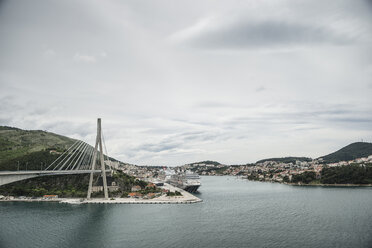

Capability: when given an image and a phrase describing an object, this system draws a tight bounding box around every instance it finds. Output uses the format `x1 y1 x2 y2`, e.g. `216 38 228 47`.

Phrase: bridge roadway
0 169 111 186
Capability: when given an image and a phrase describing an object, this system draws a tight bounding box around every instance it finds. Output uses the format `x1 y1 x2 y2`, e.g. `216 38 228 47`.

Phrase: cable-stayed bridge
0 118 113 199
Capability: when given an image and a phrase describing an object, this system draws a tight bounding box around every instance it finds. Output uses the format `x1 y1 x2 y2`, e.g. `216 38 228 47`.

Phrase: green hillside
188 160 221 166
256 157 312 164
0 126 76 170
320 142 372 163
0 126 144 198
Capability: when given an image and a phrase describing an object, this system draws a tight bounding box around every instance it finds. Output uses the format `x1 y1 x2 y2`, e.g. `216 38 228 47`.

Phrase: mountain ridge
320 142 372 163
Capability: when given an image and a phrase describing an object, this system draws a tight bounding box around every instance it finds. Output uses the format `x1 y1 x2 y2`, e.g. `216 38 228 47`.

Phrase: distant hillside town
117 142 372 186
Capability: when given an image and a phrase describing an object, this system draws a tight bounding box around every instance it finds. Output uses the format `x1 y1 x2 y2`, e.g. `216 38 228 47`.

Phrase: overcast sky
1 0 372 166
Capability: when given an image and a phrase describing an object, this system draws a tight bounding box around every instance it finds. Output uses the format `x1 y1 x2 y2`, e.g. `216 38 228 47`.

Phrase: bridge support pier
87 118 109 200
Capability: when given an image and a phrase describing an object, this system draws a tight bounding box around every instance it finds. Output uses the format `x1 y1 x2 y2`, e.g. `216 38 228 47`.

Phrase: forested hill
0 126 76 170
320 142 372 163
187 160 221 166
256 157 312 164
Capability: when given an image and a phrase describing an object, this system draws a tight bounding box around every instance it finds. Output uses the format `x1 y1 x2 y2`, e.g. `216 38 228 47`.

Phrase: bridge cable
66 141 87 170
84 146 94 170
51 140 83 170
57 141 85 170
70 142 89 170
76 143 92 170
44 140 80 171
101 129 110 168
64 142 85 170
80 146 91 170
44 140 79 170
72 142 89 170
78 144 92 170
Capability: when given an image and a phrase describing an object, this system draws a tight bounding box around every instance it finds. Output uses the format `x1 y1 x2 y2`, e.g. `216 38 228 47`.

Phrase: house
147 193 156 198
143 193 158 199
128 192 142 198
131 185 142 192
49 149 62 155
92 176 119 192
128 192 136 197
43 195 58 199
146 183 156 189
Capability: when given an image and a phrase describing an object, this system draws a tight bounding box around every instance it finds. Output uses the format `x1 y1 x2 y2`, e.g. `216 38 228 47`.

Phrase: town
117 154 372 186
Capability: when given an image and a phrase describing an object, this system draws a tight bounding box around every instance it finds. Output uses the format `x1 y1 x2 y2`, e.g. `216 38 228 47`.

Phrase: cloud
129 129 223 154
1 0 372 165
41 120 94 137
255 86 266 92
135 142 180 153
43 49 56 58
73 53 97 63
171 18 354 50
194 101 242 109
228 104 372 132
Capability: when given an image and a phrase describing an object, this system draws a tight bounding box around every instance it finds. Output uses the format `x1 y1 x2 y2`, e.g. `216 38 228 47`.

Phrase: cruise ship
166 170 201 193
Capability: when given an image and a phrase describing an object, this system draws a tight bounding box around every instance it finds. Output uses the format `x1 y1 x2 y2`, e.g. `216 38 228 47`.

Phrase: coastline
284 182 372 187
0 197 203 204
239 177 372 187
0 183 203 204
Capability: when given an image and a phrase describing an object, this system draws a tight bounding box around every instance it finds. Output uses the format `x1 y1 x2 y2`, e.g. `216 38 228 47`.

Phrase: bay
1 176 372 248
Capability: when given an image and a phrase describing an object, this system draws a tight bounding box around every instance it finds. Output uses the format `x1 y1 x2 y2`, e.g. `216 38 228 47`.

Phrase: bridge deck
0 169 112 186
0 170 111 176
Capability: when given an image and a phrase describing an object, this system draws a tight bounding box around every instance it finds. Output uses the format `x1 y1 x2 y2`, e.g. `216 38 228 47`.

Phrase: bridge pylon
87 118 109 200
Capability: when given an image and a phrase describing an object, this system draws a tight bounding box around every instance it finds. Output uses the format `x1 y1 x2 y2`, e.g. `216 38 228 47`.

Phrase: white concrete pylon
87 118 109 200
